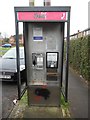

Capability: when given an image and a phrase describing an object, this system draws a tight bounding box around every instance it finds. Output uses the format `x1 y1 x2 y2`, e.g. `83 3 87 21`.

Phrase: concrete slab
23 106 62 118
9 103 63 118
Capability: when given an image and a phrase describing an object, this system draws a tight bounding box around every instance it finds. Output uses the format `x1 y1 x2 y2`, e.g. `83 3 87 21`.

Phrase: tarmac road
0 56 18 119
0 82 2 119
2 81 18 118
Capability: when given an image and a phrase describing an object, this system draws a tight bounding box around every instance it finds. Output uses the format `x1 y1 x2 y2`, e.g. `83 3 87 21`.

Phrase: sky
0 0 89 37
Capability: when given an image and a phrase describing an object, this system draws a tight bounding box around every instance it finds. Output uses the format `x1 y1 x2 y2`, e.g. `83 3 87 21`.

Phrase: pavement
68 68 88 118
2 81 17 118
8 92 65 118
8 88 69 118
0 82 2 120
9 104 63 118
8 68 88 119
8 91 70 119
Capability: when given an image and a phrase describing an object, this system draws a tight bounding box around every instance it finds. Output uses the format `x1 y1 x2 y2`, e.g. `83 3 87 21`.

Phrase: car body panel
2 43 12 47
0 47 25 81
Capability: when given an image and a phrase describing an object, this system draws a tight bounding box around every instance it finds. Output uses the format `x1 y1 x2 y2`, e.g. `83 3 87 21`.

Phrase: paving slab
24 106 62 118
9 102 63 118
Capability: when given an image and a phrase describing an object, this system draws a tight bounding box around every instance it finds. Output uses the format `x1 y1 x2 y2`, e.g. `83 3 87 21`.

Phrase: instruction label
33 27 43 41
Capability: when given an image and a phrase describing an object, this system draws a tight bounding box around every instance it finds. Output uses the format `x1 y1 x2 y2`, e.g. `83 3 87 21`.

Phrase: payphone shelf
30 81 47 86
46 73 59 76
32 67 43 70
29 81 59 86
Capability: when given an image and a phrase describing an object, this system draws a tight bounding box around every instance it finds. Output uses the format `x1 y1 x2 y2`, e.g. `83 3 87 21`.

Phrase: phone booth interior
27 22 62 106
15 7 70 106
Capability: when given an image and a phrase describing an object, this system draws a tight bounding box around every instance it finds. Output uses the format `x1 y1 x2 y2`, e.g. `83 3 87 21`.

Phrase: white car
0 47 26 81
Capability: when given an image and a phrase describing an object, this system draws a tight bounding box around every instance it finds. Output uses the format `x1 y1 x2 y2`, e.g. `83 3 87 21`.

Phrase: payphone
46 52 59 81
14 6 71 105
32 53 44 69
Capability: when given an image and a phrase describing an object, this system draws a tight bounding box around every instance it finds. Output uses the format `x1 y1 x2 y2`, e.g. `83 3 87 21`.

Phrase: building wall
9 35 24 45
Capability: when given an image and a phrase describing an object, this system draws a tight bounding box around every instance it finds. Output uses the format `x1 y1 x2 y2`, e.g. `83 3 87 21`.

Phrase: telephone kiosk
15 6 71 106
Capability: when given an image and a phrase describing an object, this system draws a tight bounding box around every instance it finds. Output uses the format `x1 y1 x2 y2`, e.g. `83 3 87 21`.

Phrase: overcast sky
0 0 89 37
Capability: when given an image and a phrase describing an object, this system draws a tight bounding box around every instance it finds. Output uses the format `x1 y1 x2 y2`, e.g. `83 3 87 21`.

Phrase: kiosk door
26 22 62 106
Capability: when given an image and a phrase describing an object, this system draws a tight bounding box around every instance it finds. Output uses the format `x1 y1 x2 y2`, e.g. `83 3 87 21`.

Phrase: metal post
60 23 65 88
23 22 28 86
15 12 21 100
65 11 70 102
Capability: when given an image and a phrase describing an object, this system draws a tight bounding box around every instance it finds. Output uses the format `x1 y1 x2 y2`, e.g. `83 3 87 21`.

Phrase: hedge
65 35 90 81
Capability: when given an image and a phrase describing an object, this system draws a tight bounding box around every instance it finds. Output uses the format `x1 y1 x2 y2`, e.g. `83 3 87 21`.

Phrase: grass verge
0 47 10 56
61 94 71 118
20 91 28 106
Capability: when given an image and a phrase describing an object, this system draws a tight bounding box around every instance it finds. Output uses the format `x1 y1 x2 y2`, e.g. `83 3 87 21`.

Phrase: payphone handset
46 52 59 68
32 53 44 69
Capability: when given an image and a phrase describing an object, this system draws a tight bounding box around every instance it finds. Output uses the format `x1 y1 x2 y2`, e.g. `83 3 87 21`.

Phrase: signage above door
17 12 67 21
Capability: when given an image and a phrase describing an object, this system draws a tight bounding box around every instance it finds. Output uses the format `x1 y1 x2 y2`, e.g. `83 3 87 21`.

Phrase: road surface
2 81 17 118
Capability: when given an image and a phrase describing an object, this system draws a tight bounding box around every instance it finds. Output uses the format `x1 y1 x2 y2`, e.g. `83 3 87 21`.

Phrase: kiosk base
28 85 61 107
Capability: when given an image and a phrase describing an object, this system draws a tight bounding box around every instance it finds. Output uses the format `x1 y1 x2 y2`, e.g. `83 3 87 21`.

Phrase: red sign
17 12 67 21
